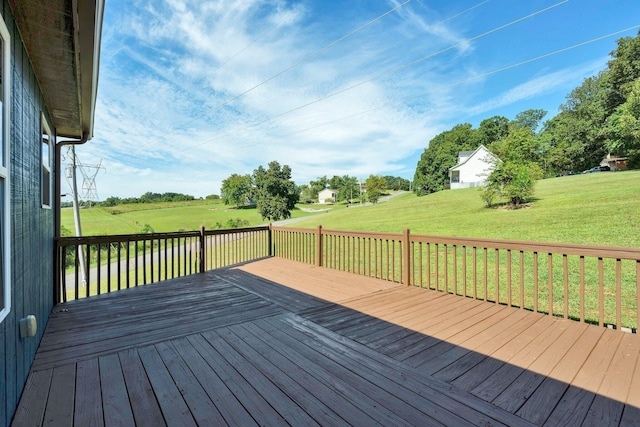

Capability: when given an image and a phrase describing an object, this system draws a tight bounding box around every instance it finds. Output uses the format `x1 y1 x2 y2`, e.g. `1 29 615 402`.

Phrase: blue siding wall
1 2 56 425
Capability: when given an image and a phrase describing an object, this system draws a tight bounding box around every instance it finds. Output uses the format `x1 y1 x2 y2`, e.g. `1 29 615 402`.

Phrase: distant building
318 188 337 204
449 145 500 189
600 155 628 171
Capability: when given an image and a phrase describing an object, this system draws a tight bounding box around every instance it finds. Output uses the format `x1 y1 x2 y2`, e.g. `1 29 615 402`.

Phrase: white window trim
41 114 52 209
0 14 10 323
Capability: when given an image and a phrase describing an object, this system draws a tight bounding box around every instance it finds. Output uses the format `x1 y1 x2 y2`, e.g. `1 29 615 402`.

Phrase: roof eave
75 0 104 140
9 0 104 140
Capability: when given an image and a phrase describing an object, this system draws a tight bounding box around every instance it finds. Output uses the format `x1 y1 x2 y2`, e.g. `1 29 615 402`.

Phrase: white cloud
466 57 608 117
73 0 632 199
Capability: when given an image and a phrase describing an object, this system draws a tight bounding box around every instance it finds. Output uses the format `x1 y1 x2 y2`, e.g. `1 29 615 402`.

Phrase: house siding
318 189 337 204
450 146 497 190
1 2 56 425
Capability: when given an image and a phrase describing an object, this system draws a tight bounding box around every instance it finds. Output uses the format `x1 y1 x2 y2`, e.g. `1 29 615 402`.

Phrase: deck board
11 258 640 426
43 364 75 426
98 354 135 427
118 348 167 426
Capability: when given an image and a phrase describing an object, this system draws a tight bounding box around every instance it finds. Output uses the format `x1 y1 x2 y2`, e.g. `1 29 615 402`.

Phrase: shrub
483 161 542 207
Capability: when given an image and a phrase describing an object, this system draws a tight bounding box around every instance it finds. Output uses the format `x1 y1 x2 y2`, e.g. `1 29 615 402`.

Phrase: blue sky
67 0 640 199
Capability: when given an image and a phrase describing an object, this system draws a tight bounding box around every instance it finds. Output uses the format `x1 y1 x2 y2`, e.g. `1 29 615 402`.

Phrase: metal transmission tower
64 149 105 204
62 147 105 286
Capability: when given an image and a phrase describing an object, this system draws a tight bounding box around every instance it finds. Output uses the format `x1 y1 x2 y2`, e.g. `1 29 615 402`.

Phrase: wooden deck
12 258 640 426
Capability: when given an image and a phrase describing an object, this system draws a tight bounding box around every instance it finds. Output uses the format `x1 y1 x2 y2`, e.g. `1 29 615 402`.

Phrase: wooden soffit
9 0 104 139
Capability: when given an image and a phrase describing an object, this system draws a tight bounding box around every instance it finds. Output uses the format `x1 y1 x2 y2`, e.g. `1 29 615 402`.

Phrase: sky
64 0 640 200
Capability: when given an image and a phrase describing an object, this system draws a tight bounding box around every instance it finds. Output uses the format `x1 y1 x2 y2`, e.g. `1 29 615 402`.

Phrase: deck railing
55 226 271 303
271 225 640 332
56 224 640 331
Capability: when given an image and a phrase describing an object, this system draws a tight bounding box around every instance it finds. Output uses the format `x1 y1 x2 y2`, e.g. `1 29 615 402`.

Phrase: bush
140 224 155 234
226 218 250 228
483 161 542 207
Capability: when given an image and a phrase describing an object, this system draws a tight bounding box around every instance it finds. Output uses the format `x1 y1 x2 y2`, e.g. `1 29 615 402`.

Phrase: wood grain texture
11 258 640 426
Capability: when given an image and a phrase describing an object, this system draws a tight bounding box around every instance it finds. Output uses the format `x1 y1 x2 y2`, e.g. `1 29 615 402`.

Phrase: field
62 171 640 327
293 170 640 247
65 170 640 247
61 199 333 236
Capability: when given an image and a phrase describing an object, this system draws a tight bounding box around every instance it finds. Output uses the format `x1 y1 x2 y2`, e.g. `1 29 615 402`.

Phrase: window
41 115 52 208
451 171 460 183
0 15 10 322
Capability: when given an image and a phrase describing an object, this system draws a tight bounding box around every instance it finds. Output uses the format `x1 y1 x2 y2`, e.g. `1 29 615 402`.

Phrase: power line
135 0 414 151
213 24 640 154
177 0 570 153
192 0 493 137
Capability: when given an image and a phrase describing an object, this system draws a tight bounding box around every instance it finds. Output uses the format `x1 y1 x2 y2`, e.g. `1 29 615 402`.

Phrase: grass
286 171 640 329
292 170 640 247
62 199 339 236
66 171 640 244
62 172 640 328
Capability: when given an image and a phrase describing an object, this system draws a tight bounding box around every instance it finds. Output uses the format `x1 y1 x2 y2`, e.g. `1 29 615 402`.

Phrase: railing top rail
272 225 403 240
271 226 318 234
323 228 403 239
410 234 640 261
57 231 202 246
205 225 269 236
57 225 272 247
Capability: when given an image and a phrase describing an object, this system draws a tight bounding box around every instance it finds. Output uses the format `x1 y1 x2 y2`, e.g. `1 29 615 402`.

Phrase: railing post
199 225 206 273
316 225 323 267
403 228 411 286
54 238 60 304
268 223 273 257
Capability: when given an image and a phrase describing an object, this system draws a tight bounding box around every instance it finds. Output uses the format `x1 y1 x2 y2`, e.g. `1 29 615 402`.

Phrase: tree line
297 175 409 204
222 164 409 219
413 30 640 202
99 192 197 207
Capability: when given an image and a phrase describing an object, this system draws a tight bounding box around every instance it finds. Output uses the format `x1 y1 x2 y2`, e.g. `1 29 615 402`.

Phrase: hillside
64 171 640 247
61 199 321 236
292 170 640 247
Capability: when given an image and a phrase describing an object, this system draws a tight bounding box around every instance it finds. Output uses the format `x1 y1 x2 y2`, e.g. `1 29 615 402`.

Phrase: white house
318 188 337 204
449 145 500 189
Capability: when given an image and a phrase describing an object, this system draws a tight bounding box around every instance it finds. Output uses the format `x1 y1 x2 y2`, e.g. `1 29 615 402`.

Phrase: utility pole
70 146 87 285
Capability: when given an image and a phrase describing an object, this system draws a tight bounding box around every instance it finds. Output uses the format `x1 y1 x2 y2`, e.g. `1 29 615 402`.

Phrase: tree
482 161 542 207
606 30 640 114
364 175 387 204
337 175 360 202
252 161 299 221
489 126 539 164
101 196 121 207
606 78 640 165
538 73 610 172
476 116 510 147
512 109 547 133
413 123 477 195
220 173 252 208
383 176 410 191
298 184 314 203
328 175 343 193
308 176 329 201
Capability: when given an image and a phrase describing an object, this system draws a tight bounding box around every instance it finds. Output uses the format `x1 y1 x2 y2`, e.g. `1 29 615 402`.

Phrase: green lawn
292 170 640 247
62 199 336 236
65 170 640 247
61 172 640 327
